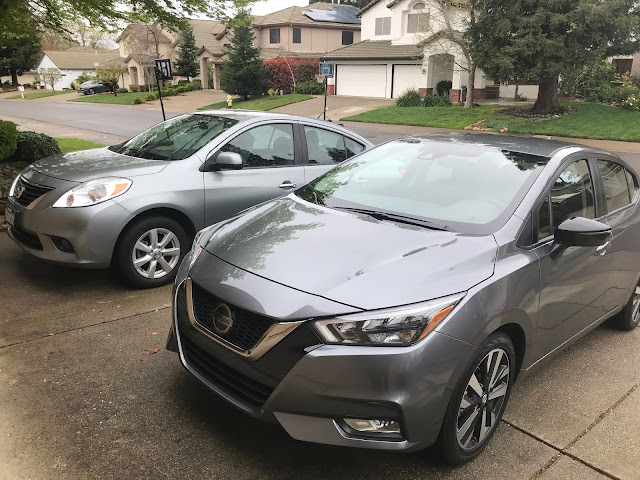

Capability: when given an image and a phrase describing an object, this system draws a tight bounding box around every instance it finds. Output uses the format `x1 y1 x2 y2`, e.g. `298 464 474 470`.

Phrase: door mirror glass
555 217 611 247
215 152 243 170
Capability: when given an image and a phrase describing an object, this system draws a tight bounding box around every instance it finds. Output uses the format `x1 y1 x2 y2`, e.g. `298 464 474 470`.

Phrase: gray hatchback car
5 111 372 288
168 134 640 465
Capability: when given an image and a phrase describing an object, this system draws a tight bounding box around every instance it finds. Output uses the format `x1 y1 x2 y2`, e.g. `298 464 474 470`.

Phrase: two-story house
322 0 511 101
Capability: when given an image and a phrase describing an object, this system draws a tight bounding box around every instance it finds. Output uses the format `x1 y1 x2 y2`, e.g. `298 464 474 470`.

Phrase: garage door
336 64 387 98
392 65 423 98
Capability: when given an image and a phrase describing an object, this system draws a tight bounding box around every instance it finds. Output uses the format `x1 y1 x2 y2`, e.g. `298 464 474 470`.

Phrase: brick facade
449 89 461 104
419 88 434 96
327 84 335 95
472 88 487 101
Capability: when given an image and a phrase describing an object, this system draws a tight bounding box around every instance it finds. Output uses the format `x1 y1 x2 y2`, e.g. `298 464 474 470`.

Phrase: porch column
201 57 210 89
473 68 487 101
450 57 468 104
212 64 219 90
420 56 435 96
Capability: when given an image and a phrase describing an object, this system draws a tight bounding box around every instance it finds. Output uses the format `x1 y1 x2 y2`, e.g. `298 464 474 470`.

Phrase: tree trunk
10 69 18 85
532 78 562 114
464 61 475 108
514 79 519 101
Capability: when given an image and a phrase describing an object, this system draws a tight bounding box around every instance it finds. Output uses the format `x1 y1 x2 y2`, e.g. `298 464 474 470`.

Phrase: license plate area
5 207 16 228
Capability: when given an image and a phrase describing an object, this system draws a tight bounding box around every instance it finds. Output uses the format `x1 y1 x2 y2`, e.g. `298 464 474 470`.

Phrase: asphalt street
2 98 640 479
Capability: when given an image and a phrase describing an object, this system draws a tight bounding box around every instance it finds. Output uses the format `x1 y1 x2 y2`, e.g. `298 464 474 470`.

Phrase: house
322 0 535 100
609 55 640 77
34 48 121 90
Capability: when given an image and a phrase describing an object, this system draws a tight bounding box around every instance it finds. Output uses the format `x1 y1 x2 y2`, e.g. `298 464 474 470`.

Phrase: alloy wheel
456 348 510 450
131 228 181 279
632 285 640 325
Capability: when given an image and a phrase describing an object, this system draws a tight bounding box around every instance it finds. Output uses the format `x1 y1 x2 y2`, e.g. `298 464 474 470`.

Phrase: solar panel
302 5 361 25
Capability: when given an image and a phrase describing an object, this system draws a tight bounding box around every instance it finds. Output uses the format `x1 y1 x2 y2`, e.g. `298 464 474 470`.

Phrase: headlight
52 177 132 208
8 175 20 197
313 293 465 346
189 224 219 268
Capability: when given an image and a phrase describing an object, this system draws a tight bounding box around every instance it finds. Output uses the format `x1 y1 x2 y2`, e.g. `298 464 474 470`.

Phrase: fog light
51 236 74 253
343 418 401 434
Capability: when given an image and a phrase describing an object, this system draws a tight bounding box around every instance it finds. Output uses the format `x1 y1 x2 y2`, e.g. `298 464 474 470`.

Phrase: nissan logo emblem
14 183 24 199
212 303 233 335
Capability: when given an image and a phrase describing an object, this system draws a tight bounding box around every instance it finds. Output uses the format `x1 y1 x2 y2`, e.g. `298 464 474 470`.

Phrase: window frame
342 30 354 45
269 28 281 44
375 17 391 36
293 27 301 44
594 157 639 217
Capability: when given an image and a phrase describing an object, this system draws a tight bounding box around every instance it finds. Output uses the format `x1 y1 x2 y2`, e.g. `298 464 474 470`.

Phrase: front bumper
170 259 475 452
6 173 132 268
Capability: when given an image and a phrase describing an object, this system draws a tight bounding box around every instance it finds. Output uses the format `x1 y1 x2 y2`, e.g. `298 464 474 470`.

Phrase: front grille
191 282 276 351
181 335 275 410
13 177 54 207
8 225 43 250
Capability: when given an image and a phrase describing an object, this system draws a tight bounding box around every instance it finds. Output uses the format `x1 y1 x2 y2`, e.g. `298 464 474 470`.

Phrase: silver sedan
5 111 372 288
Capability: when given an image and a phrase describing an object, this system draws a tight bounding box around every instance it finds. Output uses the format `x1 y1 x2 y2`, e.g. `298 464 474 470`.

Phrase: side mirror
555 217 611 247
201 151 243 172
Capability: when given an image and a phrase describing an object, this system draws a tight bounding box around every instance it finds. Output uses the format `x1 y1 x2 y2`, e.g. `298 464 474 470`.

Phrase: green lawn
8 90 76 100
56 138 105 153
342 101 640 142
69 92 149 105
197 94 313 111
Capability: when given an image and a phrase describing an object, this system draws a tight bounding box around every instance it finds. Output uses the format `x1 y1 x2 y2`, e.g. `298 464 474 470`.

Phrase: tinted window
342 31 354 45
222 124 294 168
109 114 238 161
298 140 546 229
598 160 631 212
538 196 551 240
345 137 365 158
305 126 346 164
270 28 280 44
626 169 636 200
551 160 595 227
293 28 301 44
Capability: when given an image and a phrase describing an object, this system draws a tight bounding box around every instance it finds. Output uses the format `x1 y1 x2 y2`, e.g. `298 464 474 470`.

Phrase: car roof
402 132 608 159
193 109 359 131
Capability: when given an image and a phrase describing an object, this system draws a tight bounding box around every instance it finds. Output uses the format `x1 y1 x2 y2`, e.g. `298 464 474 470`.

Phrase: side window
626 169 637 200
345 137 365 159
551 159 595 228
598 160 632 212
222 124 295 168
538 195 551 240
293 27 301 44
304 126 346 164
270 28 280 44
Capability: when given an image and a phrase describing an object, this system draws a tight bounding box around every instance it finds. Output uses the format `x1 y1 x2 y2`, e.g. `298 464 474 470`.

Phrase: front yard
342 101 640 142
69 92 150 105
197 93 313 111
8 90 75 100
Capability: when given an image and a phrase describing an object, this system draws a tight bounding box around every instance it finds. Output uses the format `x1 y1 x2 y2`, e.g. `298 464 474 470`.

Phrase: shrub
623 94 640 111
164 80 173 89
138 84 147 92
178 79 190 85
175 86 187 94
560 61 617 97
0 120 18 162
145 93 156 101
267 88 280 98
396 89 423 107
264 57 320 94
10 131 61 163
295 79 325 95
133 97 144 104
436 80 452 96
191 79 201 90
129 85 138 92
166 88 177 96
590 83 615 103
424 95 452 107
23 83 31 88
118 87 129 94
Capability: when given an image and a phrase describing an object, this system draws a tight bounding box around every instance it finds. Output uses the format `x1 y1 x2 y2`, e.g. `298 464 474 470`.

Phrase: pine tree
220 9 265 100
174 25 199 81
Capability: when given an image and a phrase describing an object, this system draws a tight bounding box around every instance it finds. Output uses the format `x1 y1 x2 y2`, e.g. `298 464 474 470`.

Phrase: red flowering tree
264 57 320 94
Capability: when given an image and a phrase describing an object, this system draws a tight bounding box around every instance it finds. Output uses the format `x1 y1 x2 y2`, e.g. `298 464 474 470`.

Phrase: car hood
204 196 498 311
29 147 168 182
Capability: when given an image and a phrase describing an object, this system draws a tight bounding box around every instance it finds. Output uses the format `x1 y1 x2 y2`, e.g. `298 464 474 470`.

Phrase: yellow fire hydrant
227 95 233 108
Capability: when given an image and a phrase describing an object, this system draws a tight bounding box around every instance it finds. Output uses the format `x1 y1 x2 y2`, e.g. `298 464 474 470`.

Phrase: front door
203 122 306 226
534 158 612 357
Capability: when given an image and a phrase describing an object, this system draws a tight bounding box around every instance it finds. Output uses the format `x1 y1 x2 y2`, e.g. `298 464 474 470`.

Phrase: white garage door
392 65 423 98
336 64 387 98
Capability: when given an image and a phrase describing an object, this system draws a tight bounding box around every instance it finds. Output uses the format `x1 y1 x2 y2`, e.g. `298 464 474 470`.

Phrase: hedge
11 131 62 163
0 120 18 162
264 57 320 94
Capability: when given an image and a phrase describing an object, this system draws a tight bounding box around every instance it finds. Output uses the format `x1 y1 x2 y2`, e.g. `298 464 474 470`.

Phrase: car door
300 124 366 183
533 158 612 357
595 157 640 308
203 121 305 226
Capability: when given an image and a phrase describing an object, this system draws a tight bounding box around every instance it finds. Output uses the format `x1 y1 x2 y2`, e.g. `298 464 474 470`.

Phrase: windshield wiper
334 207 448 231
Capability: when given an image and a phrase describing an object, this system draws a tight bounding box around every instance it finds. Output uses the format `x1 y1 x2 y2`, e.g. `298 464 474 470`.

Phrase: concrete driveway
1 230 639 479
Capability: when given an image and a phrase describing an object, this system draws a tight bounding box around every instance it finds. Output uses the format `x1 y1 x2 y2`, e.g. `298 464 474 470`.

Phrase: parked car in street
5 111 372 288
78 81 110 95
168 134 640 465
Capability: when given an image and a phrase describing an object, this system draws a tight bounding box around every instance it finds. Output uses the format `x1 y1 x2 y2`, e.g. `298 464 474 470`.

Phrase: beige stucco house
323 0 536 101
34 47 121 90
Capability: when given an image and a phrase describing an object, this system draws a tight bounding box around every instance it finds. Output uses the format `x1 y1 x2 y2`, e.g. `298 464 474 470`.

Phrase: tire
89 88 95 94
113 216 189 289
435 332 515 466
608 280 640 331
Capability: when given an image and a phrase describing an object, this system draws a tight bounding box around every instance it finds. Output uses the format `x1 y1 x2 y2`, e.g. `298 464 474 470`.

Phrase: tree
469 0 640 114
0 32 40 85
96 61 126 95
220 8 265 100
71 19 114 49
39 67 62 91
174 25 199 81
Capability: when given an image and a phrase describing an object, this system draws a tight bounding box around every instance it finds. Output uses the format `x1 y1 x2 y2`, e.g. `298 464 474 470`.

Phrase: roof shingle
322 40 423 61
39 49 121 70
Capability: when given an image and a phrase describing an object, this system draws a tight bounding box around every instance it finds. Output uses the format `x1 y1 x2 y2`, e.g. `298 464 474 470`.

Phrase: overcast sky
251 0 310 15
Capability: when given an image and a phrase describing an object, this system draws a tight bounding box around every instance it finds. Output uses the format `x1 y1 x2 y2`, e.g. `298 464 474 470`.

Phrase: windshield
109 114 238 161
297 139 547 232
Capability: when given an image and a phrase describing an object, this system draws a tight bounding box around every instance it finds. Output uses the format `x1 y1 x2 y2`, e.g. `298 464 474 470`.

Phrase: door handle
596 241 611 255
279 181 297 189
